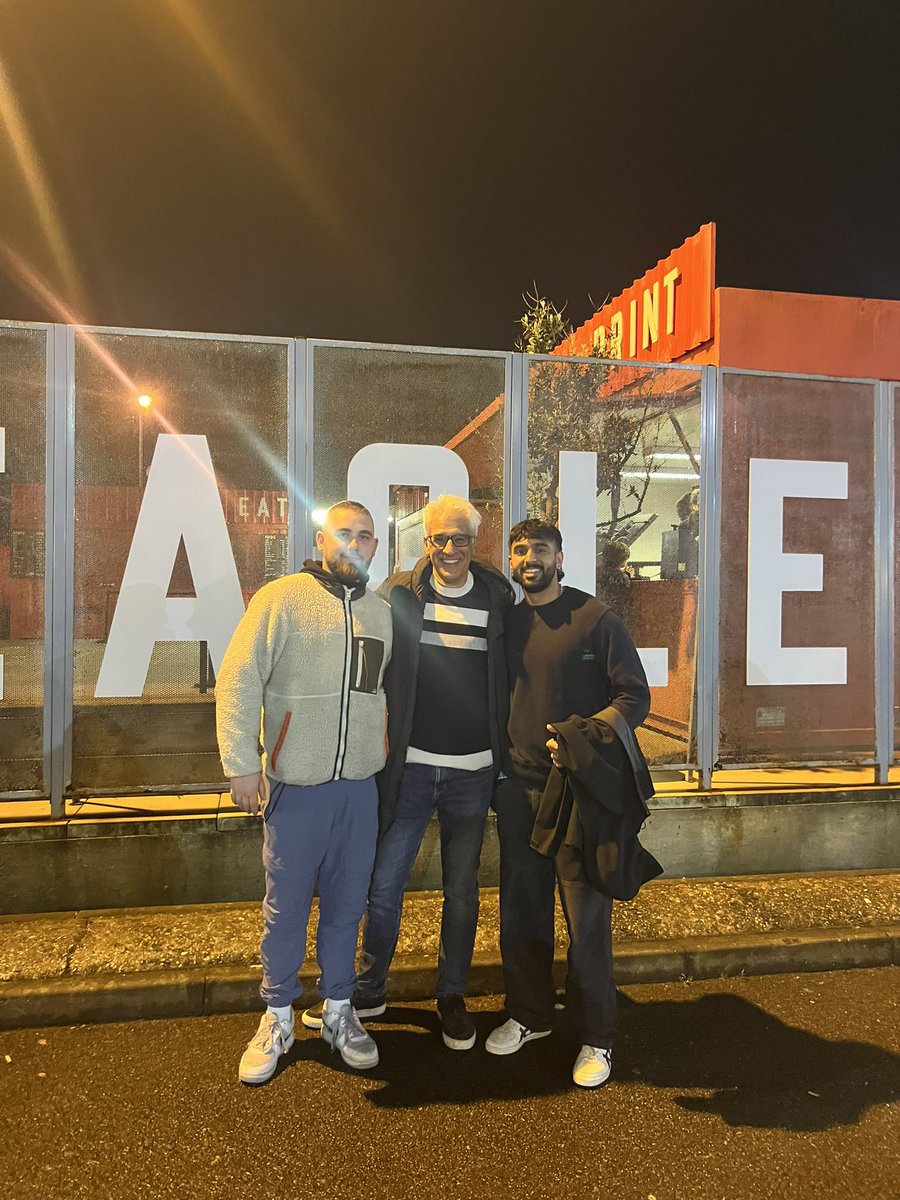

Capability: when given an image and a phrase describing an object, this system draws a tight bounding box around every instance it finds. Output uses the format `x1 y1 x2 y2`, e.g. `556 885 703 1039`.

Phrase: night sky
1 0 898 352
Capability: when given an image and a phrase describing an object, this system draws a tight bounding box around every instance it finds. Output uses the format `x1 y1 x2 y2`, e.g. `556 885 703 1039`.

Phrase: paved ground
2 968 897 1200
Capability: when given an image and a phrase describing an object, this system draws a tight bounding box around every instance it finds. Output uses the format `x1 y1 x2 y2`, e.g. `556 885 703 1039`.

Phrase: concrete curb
3 925 898 1031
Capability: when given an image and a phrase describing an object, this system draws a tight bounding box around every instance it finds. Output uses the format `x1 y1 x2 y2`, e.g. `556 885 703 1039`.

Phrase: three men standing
216 501 392 1083
218 497 657 1089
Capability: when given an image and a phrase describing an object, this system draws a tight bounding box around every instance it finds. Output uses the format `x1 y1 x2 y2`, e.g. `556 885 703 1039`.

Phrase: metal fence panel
308 342 509 580
69 329 290 793
717 370 877 765
0 324 48 794
525 355 704 769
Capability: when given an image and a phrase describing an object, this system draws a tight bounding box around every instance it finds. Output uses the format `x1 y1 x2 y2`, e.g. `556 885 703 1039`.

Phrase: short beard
511 562 557 593
323 552 369 585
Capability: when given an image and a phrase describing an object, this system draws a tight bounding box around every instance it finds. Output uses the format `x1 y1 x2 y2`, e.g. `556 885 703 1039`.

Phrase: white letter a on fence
95 435 245 698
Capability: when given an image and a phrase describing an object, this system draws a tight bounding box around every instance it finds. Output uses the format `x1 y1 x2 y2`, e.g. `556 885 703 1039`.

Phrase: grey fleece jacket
216 562 392 787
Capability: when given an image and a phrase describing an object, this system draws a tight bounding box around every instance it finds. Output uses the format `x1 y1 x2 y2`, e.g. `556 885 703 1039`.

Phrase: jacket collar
409 555 435 597
408 555 514 603
301 558 367 601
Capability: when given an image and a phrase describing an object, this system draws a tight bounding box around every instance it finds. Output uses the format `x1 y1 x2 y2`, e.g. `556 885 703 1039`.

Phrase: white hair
422 494 481 536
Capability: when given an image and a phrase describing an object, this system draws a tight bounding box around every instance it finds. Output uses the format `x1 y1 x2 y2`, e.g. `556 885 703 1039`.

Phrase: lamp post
136 393 153 486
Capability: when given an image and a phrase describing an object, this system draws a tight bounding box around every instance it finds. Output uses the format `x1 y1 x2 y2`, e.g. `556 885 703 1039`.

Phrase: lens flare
0 54 87 314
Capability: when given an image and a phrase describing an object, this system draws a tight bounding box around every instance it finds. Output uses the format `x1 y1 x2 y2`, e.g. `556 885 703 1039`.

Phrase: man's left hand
546 725 562 768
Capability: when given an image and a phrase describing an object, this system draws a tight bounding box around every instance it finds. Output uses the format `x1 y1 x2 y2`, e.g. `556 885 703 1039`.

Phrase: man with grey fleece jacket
216 501 392 1085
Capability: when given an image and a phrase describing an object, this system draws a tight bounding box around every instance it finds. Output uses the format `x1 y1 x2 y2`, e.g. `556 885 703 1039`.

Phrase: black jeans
495 775 616 1048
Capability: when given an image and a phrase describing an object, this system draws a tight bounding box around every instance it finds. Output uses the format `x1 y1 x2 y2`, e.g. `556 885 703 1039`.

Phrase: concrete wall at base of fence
1 791 897 915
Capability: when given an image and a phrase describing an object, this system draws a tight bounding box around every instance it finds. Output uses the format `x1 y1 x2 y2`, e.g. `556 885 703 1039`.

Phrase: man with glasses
302 494 513 1050
217 501 392 1084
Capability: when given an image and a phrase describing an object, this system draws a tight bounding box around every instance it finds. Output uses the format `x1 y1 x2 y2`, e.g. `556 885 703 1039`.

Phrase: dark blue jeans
357 762 494 999
495 775 616 1048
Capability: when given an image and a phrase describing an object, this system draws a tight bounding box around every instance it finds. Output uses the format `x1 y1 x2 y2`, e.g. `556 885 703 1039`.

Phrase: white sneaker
321 1004 379 1070
238 1011 295 1085
572 1045 612 1088
485 1018 551 1056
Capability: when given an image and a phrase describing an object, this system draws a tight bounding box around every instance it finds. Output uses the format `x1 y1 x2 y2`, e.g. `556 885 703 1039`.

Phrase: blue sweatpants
259 775 379 1007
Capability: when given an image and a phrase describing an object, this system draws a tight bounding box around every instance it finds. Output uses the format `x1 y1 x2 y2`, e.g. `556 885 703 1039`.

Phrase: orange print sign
562 223 715 363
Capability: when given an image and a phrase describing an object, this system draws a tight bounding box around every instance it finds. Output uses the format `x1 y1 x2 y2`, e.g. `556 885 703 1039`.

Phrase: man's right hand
230 772 266 816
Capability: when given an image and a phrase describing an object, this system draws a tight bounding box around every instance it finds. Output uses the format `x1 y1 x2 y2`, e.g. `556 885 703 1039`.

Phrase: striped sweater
406 574 493 769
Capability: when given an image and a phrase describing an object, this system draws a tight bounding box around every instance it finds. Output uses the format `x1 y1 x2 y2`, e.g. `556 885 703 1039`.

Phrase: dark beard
323 551 369 585
511 562 557 593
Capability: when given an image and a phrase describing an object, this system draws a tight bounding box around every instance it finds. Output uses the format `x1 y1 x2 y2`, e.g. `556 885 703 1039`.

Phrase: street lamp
136 393 153 486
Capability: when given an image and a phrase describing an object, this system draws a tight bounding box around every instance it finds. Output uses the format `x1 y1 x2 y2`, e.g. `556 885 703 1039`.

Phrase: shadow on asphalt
270 1005 575 1107
272 993 899 1130
616 992 900 1132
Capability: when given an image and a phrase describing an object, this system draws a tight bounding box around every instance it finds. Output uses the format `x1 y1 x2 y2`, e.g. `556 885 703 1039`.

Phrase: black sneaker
301 992 387 1030
437 995 476 1050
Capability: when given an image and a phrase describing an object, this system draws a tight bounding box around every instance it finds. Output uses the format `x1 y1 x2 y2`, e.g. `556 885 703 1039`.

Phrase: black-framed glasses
424 533 474 550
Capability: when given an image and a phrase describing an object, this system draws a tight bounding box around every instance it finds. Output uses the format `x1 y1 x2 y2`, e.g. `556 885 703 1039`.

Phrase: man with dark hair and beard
487 518 659 1088
217 501 393 1084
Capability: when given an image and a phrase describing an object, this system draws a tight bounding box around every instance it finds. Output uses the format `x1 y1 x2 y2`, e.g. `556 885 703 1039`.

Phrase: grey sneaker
238 1011 295 1085
301 993 387 1030
321 1004 379 1069
485 1018 551 1056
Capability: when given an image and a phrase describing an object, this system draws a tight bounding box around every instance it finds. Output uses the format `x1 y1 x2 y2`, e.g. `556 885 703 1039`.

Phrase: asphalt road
2 968 898 1200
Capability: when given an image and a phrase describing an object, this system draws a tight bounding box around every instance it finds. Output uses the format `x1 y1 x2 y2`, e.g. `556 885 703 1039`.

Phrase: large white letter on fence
347 442 469 586
746 457 848 686
557 450 668 688
95 434 245 698
558 451 597 596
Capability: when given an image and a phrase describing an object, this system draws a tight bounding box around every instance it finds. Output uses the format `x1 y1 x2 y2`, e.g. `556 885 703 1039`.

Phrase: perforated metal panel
718 372 876 765
0 325 47 793
70 331 290 792
310 345 507 574
526 357 703 767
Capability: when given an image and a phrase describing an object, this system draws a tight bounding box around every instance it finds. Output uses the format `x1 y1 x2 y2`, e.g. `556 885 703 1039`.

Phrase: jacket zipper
331 586 354 779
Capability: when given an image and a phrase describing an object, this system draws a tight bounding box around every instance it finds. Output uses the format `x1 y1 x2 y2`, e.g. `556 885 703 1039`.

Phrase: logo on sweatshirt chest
581 650 596 662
